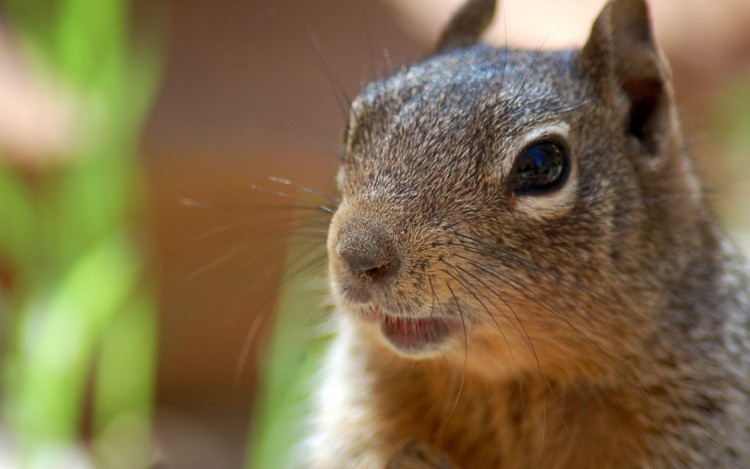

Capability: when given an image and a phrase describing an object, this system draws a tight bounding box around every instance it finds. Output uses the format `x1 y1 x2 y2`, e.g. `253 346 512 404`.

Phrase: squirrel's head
327 0 704 375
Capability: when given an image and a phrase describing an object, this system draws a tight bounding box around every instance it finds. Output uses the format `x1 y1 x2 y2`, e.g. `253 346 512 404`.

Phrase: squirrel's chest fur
308 312 750 468
309 318 650 469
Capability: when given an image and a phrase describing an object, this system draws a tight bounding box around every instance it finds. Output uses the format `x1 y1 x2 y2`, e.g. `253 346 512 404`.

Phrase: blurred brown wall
145 1 422 466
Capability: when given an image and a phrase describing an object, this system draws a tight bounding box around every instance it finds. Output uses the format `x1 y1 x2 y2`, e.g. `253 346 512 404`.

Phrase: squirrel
302 0 750 467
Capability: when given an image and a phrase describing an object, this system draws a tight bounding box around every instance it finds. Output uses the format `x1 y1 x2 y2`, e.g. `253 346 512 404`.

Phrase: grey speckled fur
303 0 750 467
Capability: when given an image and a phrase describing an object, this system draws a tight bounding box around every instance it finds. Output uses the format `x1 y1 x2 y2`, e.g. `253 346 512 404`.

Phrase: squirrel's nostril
339 250 379 273
337 248 400 283
362 263 391 281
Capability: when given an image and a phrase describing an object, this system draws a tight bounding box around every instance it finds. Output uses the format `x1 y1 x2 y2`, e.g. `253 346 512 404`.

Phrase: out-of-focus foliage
712 71 750 239
247 251 331 469
0 0 162 467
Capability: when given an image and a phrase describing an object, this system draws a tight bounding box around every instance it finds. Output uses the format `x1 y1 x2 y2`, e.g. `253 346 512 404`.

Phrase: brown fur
303 0 750 467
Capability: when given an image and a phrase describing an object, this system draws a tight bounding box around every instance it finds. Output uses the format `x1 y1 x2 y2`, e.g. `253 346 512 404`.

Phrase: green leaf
93 290 157 469
247 251 331 469
6 233 142 449
0 162 37 271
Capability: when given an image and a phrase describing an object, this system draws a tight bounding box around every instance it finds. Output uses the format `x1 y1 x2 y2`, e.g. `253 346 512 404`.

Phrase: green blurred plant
0 0 163 467
247 251 331 469
712 71 750 235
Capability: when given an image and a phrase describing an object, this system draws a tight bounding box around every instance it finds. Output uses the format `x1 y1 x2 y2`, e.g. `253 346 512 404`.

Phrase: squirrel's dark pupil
511 141 566 193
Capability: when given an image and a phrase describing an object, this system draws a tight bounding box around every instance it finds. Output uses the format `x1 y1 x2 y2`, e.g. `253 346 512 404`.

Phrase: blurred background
1 0 749 468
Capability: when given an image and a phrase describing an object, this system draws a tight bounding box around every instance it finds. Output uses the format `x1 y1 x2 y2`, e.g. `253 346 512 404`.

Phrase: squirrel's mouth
361 305 461 353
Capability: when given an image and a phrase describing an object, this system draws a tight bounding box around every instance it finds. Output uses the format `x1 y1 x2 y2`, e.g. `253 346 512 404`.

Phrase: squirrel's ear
435 0 496 52
580 0 677 157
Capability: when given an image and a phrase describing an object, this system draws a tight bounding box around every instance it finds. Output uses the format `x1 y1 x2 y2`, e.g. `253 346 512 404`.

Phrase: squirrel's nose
336 221 400 283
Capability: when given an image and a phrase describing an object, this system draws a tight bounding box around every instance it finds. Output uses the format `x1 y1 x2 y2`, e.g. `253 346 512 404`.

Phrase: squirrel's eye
510 140 568 194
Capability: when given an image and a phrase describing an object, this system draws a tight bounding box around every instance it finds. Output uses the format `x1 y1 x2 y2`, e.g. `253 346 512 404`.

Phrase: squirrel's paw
385 441 456 469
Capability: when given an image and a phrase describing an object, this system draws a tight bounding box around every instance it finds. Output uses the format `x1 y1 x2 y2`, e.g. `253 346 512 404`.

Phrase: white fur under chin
297 315 390 469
